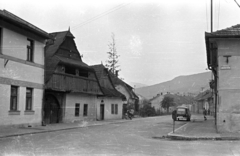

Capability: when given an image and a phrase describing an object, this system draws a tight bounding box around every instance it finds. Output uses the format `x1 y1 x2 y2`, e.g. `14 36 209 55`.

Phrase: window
10 86 18 111
83 104 88 116
111 104 114 114
111 104 118 114
115 104 118 114
27 39 34 62
26 88 33 111
75 103 80 116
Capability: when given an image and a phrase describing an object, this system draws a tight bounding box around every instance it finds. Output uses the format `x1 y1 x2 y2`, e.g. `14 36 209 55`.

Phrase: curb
165 121 240 141
0 119 130 139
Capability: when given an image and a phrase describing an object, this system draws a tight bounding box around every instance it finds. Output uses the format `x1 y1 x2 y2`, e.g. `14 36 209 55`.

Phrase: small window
27 39 34 62
115 104 118 114
26 88 33 111
75 103 80 116
10 86 18 111
83 104 88 116
111 104 114 114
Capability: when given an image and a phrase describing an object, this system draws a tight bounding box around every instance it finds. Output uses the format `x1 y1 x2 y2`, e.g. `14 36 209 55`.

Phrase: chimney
115 70 119 77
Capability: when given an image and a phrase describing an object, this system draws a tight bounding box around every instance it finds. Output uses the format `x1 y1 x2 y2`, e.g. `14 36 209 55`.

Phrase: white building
0 10 49 126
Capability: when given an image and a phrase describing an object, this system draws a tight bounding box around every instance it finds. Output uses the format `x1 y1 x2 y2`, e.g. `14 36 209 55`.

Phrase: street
0 116 239 156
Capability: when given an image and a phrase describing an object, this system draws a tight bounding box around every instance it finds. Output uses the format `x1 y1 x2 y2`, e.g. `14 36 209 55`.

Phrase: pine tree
105 33 120 76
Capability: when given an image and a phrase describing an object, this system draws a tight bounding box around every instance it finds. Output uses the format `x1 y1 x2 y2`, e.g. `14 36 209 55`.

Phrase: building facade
205 24 240 132
0 10 49 126
92 64 125 120
44 30 103 124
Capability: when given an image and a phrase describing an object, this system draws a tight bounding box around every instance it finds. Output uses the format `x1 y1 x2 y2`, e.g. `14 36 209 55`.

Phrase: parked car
176 106 191 121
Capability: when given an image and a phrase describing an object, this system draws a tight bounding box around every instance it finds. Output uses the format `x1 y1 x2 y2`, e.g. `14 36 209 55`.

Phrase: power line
71 2 132 30
234 0 240 8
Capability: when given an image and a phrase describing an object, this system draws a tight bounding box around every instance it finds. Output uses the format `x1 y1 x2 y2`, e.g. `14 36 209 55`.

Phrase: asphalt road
0 116 239 156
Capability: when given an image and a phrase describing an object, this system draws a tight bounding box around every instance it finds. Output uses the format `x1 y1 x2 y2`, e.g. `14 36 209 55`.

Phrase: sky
1 0 240 86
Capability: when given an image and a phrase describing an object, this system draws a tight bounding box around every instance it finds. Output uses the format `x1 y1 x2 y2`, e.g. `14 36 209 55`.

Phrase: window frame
10 86 18 111
75 103 80 117
115 104 118 114
25 88 33 111
111 104 114 114
83 104 88 116
27 38 34 62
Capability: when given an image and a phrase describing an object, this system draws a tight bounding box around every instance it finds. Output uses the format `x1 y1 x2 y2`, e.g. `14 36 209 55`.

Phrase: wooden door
100 104 104 120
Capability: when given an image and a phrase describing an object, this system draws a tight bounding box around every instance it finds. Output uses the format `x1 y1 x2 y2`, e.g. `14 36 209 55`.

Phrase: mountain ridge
135 72 211 99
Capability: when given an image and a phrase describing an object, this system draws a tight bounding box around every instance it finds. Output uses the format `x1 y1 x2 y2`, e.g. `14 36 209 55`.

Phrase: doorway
100 104 104 120
44 94 61 124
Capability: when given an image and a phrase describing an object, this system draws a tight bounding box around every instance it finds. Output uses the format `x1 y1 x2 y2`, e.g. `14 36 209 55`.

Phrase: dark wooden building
44 30 103 124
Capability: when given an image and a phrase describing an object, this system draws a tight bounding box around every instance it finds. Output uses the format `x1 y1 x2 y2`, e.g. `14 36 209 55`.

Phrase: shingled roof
45 30 93 83
108 72 138 100
0 9 49 38
91 64 126 99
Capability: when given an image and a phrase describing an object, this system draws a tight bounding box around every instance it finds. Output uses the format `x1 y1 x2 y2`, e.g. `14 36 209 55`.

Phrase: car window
177 108 186 113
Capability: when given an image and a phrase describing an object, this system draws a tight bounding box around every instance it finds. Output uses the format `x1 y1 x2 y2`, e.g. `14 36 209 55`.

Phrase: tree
105 33 120 76
161 96 175 113
139 105 156 117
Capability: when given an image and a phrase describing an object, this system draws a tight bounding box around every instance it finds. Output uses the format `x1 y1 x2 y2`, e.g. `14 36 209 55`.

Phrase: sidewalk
0 119 128 139
166 114 240 140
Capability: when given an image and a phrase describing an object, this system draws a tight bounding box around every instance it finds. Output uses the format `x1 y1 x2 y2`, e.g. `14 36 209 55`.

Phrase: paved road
0 116 239 156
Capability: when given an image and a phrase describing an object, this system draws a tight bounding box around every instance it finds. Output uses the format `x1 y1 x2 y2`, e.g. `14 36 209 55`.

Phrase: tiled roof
205 24 240 37
0 9 49 38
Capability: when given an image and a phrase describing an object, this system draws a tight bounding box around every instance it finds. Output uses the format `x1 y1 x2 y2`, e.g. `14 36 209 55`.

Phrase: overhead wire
71 2 132 30
234 0 240 8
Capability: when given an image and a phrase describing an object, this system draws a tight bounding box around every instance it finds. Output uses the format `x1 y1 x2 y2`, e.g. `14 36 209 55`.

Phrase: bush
139 105 156 117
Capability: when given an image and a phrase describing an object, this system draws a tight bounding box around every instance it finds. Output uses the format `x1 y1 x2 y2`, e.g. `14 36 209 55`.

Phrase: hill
129 82 147 88
135 72 211 99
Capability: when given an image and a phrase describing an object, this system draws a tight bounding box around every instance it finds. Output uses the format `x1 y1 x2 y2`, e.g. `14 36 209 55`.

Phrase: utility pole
211 0 213 33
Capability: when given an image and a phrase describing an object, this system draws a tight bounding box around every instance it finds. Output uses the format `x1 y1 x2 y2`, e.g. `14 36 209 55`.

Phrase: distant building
0 10 49 126
205 24 240 132
149 93 165 113
194 90 213 115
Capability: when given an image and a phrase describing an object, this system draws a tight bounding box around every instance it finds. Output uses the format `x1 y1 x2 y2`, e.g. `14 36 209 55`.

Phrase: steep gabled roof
108 72 138 100
0 9 49 39
46 31 76 57
91 64 126 99
45 30 93 83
